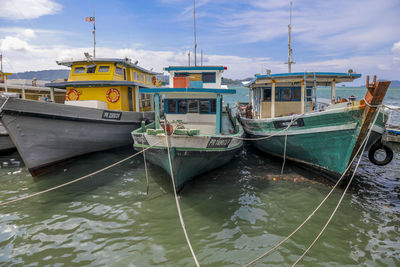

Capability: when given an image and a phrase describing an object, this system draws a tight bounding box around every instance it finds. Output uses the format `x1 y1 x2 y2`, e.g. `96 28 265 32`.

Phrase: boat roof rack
248 72 361 87
56 58 158 75
164 66 227 72
139 87 235 94
45 80 155 89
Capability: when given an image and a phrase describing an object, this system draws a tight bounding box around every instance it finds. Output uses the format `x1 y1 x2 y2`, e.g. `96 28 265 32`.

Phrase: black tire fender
368 142 393 166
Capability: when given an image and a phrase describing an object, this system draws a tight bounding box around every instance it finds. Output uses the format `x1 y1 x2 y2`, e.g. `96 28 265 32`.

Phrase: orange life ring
106 88 120 103
66 89 79 101
152 76 157 85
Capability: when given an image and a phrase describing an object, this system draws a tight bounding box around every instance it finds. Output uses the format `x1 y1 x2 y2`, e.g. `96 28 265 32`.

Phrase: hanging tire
368 142 393 166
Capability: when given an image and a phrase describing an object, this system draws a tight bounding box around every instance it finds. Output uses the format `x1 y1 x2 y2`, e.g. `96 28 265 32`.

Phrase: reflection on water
0 87 399 266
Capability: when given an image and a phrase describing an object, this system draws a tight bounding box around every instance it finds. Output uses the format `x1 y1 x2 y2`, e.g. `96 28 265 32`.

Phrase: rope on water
291 109 380 266
163 119 200 267
0 141 162 207
243 107 382 267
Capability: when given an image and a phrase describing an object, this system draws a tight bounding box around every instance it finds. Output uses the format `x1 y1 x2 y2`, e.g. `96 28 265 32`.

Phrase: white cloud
0 0 62 20
0 36 32 52
392 41 400 52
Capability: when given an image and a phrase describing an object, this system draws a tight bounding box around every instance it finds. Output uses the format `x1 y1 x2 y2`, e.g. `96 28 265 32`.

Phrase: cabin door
128 87 133 111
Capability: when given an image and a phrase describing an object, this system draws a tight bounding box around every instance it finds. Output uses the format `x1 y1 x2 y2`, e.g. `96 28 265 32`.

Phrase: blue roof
139 87 236 94
248 72 362 86
164 66 226 71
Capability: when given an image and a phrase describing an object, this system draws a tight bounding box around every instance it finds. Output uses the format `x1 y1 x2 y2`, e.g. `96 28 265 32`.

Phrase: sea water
0 87 399 266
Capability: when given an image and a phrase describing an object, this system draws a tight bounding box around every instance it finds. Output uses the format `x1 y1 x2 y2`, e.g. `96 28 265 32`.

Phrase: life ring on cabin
106 88 120 103
66 89 79 101
152 76 157 85
368 140 393 166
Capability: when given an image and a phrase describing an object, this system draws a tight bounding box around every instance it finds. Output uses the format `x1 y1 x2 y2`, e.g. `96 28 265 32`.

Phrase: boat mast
93 8 96 58
193 0 197 66
285 1 295 72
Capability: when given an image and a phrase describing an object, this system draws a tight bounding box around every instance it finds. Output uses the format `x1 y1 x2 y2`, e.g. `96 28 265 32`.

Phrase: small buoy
273 177 277 181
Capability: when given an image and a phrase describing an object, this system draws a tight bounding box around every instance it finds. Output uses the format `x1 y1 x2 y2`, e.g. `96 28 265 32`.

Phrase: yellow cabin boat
47 57 159 111
0 57 158 175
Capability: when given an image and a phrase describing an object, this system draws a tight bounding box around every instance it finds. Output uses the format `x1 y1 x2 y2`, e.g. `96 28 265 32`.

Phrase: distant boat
132 65 243 191
386 105 400 143
241 81 251 86
237 72 392 180
221 85 228 89
0 57 157 175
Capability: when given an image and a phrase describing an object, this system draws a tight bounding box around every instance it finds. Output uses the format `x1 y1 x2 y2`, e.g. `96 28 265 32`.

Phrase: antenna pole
285 1 295 72
188 51 191 66
93 8 96 58
193 0 197 66
201 49 203 66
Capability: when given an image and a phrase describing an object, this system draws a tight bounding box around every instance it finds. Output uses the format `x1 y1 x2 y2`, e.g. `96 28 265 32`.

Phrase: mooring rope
291 109 380 266
232 115 302 141
281 115 294 175
0 96 10 112
243 108 382 267
163 119 200 267
0 141 161 207
142 134 150 195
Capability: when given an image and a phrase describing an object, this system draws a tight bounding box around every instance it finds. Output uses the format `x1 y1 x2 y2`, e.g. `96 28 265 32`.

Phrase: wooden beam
271 81 275 118
348 77 391 168
330 79 336 103
301 79 305 114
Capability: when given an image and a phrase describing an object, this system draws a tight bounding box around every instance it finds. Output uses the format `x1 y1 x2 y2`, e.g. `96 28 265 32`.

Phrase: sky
0 0 399 85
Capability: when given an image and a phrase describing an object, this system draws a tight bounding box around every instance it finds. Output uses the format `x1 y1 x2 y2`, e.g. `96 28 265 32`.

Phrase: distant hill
389 80 400 87
8 69 69 81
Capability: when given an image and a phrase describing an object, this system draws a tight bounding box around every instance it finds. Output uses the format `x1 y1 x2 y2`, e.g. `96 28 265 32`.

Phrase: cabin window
86 65 96 73
98 66 109 72
188 100 198 113
177 100 187 114
202 72 216 83
293 88 301 100
115 67 122 75
123 68 127 80
199 100 210 113
167 100 177 113
141 74 144 82
210 99 217 113
175 73 189 77
146 94 151 107
74 67 85 74
307 88 313 101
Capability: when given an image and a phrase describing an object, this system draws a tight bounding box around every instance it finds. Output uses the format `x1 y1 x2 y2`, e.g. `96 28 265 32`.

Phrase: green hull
240 109 386 177
136 146 241 191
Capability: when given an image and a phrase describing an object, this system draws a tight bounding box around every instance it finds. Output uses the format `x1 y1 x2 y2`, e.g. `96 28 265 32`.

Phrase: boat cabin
46 58 159 111
248 72 361 119
140 66 235 134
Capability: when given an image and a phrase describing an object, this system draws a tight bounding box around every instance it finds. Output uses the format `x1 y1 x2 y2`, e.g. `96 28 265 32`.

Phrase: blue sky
0 0 399 85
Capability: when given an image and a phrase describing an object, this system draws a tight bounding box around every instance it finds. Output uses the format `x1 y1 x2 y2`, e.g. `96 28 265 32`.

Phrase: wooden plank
348 77 391 167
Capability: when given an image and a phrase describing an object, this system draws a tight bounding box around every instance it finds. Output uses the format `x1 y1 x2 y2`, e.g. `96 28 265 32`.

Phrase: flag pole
93 8 96 58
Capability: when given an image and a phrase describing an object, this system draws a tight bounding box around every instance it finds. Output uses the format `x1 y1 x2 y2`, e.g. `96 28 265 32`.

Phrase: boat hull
238 107 387 178
132 125 243 190
0 98 154 175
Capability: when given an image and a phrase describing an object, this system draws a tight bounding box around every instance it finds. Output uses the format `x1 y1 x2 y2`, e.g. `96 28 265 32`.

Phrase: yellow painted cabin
47 58 158 111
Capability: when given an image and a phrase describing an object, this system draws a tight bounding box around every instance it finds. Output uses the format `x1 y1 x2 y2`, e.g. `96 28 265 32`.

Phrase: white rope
281 115 294 175
0 96 10 112
363 97 381 108
0 141 162 207
291 108 381 266
163 119 200 267
142 133 150 195
243 107 381 267
233 115 302 141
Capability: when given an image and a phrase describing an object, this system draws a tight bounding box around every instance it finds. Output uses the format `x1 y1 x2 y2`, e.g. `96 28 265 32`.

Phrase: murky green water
0 88 399 266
